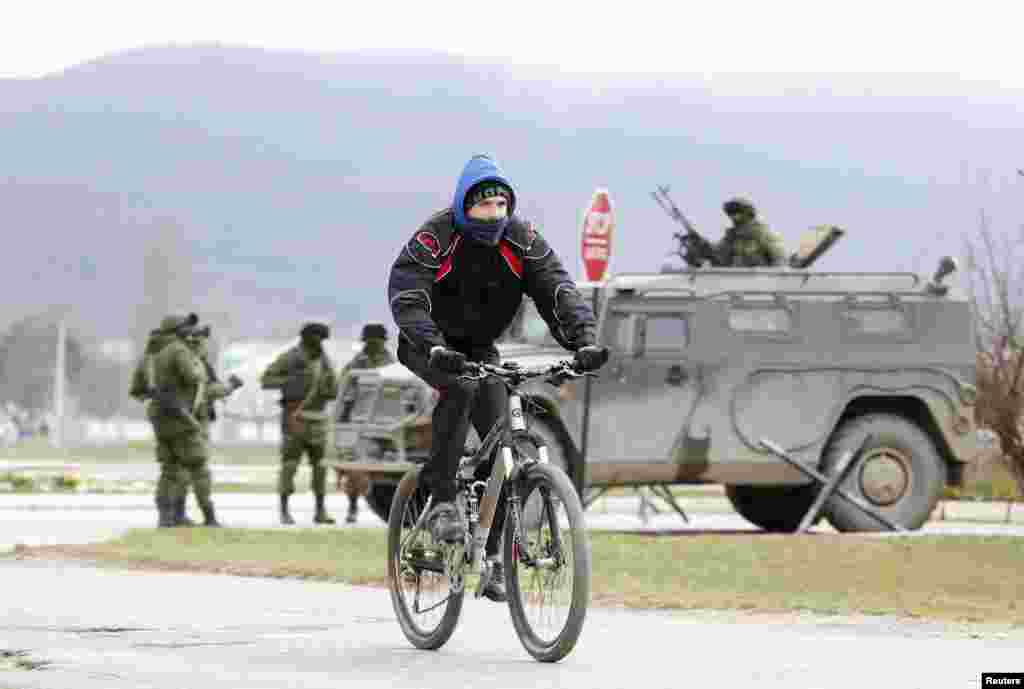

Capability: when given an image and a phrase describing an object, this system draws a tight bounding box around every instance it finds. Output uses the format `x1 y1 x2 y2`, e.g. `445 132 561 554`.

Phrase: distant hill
2 44 1021 339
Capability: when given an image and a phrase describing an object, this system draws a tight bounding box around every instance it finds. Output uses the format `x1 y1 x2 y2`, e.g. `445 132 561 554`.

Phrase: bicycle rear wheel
504 459 591 663
388 468 464 650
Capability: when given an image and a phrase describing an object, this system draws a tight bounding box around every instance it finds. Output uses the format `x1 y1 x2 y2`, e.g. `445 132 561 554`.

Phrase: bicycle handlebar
456 360 596 386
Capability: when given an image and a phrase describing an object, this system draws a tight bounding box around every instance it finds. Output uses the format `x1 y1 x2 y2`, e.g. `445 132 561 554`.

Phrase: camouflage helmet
300 322 330 340
723 197 756 216
361 323 388 341
158 313 198 336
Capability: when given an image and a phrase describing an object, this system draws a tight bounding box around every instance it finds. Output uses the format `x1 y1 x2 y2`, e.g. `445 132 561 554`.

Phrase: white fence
70 417 285 446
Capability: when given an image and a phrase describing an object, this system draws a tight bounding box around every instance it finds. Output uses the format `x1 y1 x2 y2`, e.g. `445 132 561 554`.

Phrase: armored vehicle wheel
725 484 821 532
822 413 945 532
366 482 397 523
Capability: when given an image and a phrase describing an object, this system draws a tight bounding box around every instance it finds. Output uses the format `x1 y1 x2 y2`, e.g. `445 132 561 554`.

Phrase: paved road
0 559 1020 689
1 486 1021 687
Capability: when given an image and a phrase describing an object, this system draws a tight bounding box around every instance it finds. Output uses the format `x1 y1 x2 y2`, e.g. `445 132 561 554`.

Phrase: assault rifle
281 349 312 404
651 185 715 267
149 385 202 430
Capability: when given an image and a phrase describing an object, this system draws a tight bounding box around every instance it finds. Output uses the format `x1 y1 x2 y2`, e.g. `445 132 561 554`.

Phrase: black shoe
173 496 195 527
427 502 464 544
313 494 336 525
199 502 222 528
481 560 507 603
156 499 176 528
280 495 295 526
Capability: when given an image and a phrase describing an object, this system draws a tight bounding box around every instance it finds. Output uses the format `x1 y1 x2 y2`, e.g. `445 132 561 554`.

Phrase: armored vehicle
334 257 981 532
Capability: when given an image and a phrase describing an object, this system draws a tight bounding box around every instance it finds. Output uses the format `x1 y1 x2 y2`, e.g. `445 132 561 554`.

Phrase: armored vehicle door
586 298 696 463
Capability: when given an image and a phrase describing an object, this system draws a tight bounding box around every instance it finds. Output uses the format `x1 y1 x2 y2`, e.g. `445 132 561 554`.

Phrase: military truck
333 256 981 533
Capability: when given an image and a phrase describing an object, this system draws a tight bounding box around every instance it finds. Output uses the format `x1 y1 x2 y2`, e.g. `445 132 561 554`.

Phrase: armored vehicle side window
728 307 792 333
350 385 376 421
846 308 908 334
603 312 635 354
520 307 551 344
839 294 914 342
375 384 406 422
638 314 688 355
501 298 557 346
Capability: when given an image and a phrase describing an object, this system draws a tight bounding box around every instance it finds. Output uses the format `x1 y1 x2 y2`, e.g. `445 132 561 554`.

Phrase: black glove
429 346 467 374
227 374 244 390
574 345 609 372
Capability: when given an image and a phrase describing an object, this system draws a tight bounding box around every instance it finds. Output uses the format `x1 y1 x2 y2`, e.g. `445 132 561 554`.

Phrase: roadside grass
0 476 282 495
0 438 281 465
14 529 1024 624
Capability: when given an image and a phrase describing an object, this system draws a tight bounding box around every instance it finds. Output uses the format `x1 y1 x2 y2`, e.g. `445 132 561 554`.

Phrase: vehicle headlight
358 437 384 459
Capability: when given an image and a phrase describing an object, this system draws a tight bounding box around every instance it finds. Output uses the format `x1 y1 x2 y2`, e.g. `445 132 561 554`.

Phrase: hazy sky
3 0 1022 87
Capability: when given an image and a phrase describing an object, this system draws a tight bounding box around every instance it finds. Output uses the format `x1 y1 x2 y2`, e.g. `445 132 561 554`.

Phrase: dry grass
13 529 1024 625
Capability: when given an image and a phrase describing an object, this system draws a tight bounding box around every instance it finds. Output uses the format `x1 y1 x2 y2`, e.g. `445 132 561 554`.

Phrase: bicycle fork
471 392 550 597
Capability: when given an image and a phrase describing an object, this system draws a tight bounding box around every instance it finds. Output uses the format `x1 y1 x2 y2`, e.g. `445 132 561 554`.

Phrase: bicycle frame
400 360 584 598
457 386 550 589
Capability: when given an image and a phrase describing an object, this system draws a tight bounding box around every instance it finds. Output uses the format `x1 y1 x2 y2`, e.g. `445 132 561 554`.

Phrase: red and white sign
580 189 614 282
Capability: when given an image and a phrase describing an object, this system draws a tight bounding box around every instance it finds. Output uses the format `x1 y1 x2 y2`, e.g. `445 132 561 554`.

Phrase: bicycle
387 359 595 663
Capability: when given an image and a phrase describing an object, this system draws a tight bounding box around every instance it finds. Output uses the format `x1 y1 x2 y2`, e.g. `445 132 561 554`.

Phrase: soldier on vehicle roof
686 197 786 268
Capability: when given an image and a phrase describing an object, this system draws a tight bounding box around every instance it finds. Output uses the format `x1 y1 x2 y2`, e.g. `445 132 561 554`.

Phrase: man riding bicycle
388 154 608 603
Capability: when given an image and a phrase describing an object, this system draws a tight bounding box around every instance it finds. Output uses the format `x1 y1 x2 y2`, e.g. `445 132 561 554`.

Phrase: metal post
53 318 66 449
759 437 907 532
795 448 856 533
577 287 599 498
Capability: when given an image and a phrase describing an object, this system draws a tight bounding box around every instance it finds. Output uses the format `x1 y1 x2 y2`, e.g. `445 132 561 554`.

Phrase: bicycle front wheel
504 460 591 663
388 468 464 650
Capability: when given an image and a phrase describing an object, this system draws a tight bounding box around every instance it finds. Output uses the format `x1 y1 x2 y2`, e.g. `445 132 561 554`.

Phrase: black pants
399 339 508 556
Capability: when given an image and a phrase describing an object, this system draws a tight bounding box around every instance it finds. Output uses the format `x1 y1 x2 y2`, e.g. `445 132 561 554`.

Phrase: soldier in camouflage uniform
260 322 339 525
179 325 244 526
687 198 786 268
129 313 197 527
336 323 396 523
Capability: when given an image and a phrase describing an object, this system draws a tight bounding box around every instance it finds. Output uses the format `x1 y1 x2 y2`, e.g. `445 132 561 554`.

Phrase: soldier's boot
199 501 221 528
279 494 295 526
481 559 507 603
345 495 359 524
313 493 336 525
173 496 195 527
156 499 176 528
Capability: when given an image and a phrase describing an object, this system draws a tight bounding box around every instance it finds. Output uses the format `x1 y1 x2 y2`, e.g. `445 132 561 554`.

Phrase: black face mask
301 337 324 357
365 339 387 356
461 215 510 246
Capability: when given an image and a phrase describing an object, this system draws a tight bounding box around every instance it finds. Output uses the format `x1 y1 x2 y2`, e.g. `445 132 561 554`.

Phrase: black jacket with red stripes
388 209 597 355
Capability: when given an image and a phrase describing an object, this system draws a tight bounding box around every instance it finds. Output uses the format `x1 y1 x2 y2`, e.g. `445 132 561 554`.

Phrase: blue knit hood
452 155 516 246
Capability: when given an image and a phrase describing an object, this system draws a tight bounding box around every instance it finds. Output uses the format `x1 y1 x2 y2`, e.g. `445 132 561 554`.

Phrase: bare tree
0 315 86 411
964 209 1024 496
